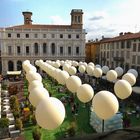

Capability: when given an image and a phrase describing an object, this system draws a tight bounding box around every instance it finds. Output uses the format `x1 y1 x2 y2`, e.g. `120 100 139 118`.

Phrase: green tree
15 118 23 131
0 118 9 128
32 127 42 140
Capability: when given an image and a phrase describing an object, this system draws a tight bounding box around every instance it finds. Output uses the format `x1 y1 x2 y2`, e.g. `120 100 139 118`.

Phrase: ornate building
0 9 86 75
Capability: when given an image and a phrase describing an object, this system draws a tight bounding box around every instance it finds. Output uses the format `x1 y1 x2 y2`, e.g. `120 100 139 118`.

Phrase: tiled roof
101 32 140 43
6 24 72 29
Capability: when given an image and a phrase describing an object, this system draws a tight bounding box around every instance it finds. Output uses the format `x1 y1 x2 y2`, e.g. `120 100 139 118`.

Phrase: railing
114 57 124 61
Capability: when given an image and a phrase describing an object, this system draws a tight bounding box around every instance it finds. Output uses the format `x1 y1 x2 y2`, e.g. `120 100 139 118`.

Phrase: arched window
17 60 22 71
51 43 55 55
8 61 14 71
43 43 47 54
34 43 39 54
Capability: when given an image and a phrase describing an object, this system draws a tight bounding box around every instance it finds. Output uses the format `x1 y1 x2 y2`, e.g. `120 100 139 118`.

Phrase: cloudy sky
0 0 140 41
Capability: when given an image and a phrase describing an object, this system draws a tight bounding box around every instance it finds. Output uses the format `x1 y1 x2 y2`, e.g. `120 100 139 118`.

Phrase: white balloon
26 72 42 83
29 87 49 107
57 70 69 85
78 65 86 73
92 90 119 120
127 69 138 78
106 70 117 82
86 65 94 76
102 66 109 74
93 68 102 78
68 66 77 75
114 80 132 99
35 97 65 130
122 73 136 86
77 84 94 103
115 67 124 77
66 75 82 93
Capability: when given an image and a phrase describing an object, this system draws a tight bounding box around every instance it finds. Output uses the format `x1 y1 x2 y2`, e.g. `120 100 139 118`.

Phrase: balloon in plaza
35 97 65 130
28 80 44 92
115 67 124 77
92 90 119 120
102 66 109 74
57 70 69 85
66 75 82 93
29 87 49 107
68 66 77 75
86 65 94 76
127 69 138 78
77 84 94 103
93 67 102 78
122 73 136 86
114 80 132 99
106 70 117 82
78 65 86 73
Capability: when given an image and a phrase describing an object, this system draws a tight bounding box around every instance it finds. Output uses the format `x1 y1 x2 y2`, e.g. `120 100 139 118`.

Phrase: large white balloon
29 87 49 107
127 69 138 78
102 66 109 74
26 72 42 83
35 97 65 130
77 84 94 103
114 80 132 99
93 68 102 78
63 63 71 72
92 90 119 120
68 66 77 75
66 75 82 93
115 67 124 77
28 80 44 92
57 70 69 85
88 62 95 67
86 65 94 76
78 65 86 73
106 70 117 82
122 73 136 86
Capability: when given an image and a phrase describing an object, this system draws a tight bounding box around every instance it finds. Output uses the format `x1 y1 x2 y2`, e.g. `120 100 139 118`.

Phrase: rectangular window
68 34 71 39
34 34 38 38
8 33 11 38
43 34 46 38
138 56 140 65
17 46 21 54
126 51 130 58
17 33 20 38
26 46 29 55
68 46 71 55
127 40 131 48
51 34 55 38
76 46 79 54
60 46 63 55
121 41 125 49
43 44 47 54
60 34 63 38
107 51 109 58
133 43 137 51
76 34 79 39
8 46 12 55
26 34 29 38
132 55 136 64
138 43 140 52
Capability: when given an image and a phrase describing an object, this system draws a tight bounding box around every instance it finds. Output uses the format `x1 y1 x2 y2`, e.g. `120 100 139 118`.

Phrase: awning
7 71 21 75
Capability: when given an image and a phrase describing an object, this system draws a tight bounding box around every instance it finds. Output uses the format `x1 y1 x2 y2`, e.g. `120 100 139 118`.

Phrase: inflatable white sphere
78 65 86 73
88 62 95 67
92 91 119 120
77 84 94 103
26 72 42 83
127 69 138 78
28 80 44 92
66 76 82 93
57 70 69 85
95 64 101 69
102 66 109 74
122 73 136 86
68 66 77 75
35 97 65 130
114 80 132 99
115 67 124 77
63 63 70 72
29 87 49 107
106 70 117 82
93 68 102 78
86 65 94 76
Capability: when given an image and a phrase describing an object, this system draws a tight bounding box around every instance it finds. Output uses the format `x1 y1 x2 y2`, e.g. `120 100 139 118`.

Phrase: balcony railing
114 57 124 61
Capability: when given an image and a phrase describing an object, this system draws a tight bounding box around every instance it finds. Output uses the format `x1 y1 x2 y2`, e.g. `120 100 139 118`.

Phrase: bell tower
71 9 83 29
22 11 33 25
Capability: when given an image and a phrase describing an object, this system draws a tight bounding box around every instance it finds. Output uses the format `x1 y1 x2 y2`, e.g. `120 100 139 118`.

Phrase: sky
0 0 140 41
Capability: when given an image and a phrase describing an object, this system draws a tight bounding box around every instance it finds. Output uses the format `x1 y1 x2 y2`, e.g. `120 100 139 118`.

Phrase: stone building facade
0 9 86 75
